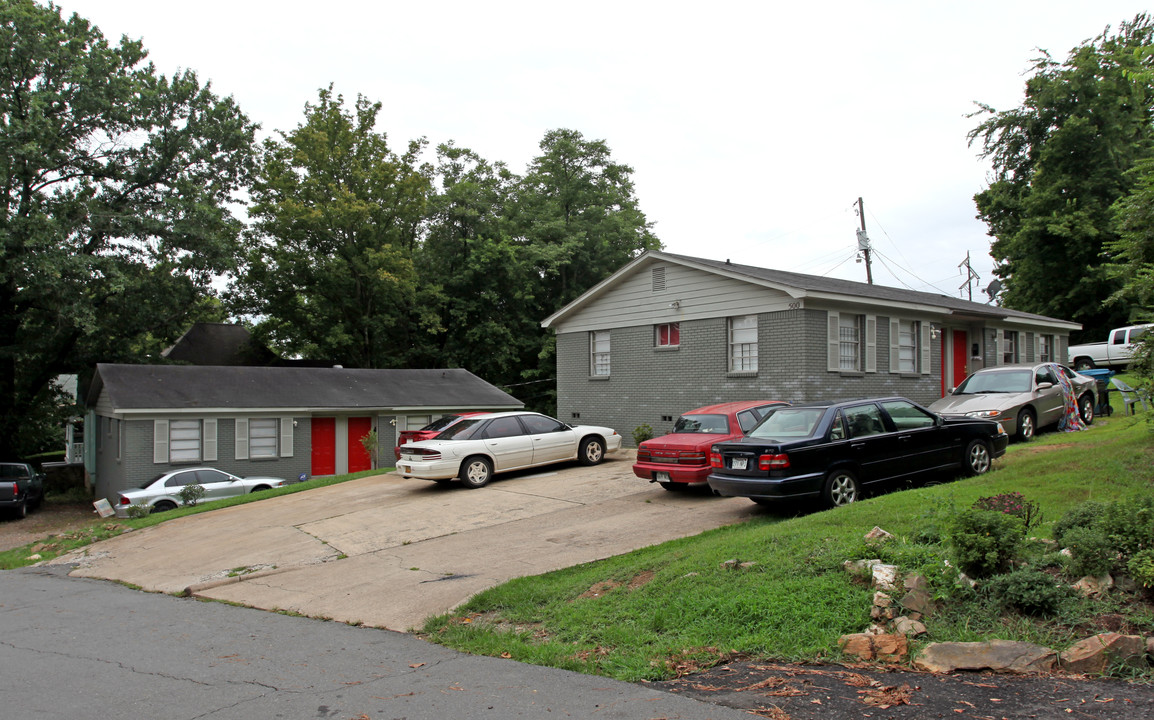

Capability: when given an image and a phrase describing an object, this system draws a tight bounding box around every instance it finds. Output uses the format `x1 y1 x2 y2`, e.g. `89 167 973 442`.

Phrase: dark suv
0 462 46 519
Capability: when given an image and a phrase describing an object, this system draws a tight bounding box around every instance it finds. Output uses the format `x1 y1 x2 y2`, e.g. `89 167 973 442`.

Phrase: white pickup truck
1067 324 1152 371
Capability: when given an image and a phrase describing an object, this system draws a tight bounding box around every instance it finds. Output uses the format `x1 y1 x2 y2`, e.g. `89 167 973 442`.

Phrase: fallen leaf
500 652 512 659
409 663 424 669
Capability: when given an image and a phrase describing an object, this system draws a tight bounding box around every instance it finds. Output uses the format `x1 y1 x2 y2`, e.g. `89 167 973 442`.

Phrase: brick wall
557 309 941 446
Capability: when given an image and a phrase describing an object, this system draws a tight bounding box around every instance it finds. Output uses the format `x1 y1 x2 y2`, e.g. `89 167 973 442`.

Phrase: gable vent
652 266 666 292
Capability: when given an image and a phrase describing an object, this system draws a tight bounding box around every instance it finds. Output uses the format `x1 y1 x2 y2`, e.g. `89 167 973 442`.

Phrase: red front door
347 416 373 473
311 417 336 476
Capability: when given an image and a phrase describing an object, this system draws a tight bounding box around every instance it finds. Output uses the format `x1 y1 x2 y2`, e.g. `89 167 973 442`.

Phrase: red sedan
393 412 487 460
633 401 788 489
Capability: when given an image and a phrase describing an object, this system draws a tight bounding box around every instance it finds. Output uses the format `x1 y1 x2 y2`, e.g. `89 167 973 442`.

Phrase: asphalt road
2 566 750 720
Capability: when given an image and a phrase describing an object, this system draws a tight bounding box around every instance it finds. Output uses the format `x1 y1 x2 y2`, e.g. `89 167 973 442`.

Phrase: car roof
681 400 786 415
782 397 923 411
972 363 1057 374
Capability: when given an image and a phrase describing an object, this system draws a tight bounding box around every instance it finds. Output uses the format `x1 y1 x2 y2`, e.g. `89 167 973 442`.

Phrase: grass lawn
422 406 1154 682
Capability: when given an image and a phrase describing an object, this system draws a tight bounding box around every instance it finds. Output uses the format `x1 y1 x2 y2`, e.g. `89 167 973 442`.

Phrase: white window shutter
235 418 249 460
827 312 840 371
865 315 877 373
153 419 169 464
993 333 1002 366
203 419 218 462
889 319 900 373
280 417 293 457
920 322 932 375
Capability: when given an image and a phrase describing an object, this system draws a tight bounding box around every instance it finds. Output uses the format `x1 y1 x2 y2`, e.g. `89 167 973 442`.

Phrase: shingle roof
665 253 1063 323
89 364 524 412
542 251 1079 329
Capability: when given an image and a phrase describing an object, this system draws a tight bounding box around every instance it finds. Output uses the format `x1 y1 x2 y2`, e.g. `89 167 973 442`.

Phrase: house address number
787 302 801 310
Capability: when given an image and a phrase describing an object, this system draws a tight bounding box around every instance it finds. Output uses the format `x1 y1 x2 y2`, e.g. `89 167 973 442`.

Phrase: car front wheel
459 456 493 488
964 439 992 476
823 469 859 508
1078 393 1095 425
578 437 605 465
1016 408 1036 442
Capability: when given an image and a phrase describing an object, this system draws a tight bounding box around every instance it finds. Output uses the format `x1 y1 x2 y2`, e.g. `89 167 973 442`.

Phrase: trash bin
1079 368 1115 416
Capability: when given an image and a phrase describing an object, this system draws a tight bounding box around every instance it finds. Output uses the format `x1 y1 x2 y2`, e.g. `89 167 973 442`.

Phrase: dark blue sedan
707 397 1009 508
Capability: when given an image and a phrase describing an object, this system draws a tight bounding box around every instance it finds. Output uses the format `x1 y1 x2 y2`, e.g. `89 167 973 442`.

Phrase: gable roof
541 251 1080 330
88 364 524 414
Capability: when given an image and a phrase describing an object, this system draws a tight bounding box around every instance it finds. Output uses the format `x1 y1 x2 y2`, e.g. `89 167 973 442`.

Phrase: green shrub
1098 495 1154 559
1062 526 1117 577
972 492 1042 532
1128 549 1154 590
1052 501 1109 547
632 424 654 446
124 504 151 519
178 483 206 507
984 568 1070 616
947 508 1024 578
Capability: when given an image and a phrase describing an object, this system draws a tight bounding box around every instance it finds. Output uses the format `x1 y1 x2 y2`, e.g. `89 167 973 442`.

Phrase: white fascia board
997 316 1082 331
804 292 947 316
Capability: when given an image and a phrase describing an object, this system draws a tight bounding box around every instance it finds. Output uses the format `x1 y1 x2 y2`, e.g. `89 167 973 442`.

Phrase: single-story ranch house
84 364 522 503
542 251 1081 443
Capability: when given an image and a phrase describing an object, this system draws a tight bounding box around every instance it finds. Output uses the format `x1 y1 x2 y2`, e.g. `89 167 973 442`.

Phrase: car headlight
964 410 1002 419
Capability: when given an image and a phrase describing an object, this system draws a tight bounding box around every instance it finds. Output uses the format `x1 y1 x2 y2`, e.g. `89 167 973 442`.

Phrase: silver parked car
114 467 289 517
928 362 1096 441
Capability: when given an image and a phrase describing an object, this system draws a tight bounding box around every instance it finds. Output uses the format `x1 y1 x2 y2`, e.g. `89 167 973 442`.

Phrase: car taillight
118 496 130 505
404 447 442 461
709 446 723 468
636 447 651 461
678 451 706 464
759 453 790 470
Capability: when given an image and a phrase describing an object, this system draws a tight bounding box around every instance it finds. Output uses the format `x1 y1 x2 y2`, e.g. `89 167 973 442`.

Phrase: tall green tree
0 0 256 457
416 143 540 388
516 129 661 309
969 15 1154 341
231 87 433 368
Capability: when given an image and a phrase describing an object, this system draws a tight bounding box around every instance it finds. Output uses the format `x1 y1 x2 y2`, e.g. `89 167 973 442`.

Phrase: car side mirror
1036 382 1053 390
947 387 957 394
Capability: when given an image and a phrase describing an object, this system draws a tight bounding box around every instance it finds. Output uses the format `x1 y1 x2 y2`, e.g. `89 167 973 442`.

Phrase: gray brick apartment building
542 251 1080 444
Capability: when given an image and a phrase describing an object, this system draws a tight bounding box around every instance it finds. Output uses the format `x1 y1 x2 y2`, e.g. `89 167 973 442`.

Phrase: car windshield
955 369 1032 394
748 408 826 440
672 414 730 434
435 418 485 441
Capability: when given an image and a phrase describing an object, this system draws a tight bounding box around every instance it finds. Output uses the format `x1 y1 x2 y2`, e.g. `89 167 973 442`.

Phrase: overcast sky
61 1 1152 300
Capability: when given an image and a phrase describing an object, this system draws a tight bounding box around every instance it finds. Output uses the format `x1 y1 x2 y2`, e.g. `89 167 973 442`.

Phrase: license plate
655 472 671 482
731 458 748 470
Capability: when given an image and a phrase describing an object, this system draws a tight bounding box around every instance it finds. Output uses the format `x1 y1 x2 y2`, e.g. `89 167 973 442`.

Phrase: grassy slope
423 412 1154 682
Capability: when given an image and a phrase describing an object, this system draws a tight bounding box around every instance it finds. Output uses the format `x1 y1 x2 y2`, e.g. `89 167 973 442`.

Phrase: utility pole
958 251 980 301
855 197 873 285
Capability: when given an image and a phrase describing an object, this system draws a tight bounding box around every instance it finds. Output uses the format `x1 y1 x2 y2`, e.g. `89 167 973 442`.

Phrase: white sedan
397 411 622 488
115 467 290 517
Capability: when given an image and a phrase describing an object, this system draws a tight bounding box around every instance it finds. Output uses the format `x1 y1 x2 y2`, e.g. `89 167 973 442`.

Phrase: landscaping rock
838 632 908 662
1072 574 1114 597
1115 575 1137 592
892 615 928 637
899 587 937 616
1060 633 1146 675
903 573 929 592
871 563 900 591
1147 636 1154 660
913 640 1057 674
864 526 894 542
844 558 882 575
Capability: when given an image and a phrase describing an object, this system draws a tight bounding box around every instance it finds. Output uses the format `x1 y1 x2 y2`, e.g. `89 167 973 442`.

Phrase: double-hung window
169 420 201 463
729 315 758 372
249 418 279 459
590 331 611 376
839 315 861 371
656 322 680 348
897 320 918 373
1037 334 1053 362
1003 330 1019 364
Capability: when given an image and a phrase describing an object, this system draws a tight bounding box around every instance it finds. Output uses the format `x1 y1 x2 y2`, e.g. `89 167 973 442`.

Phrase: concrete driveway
57 453 760 631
